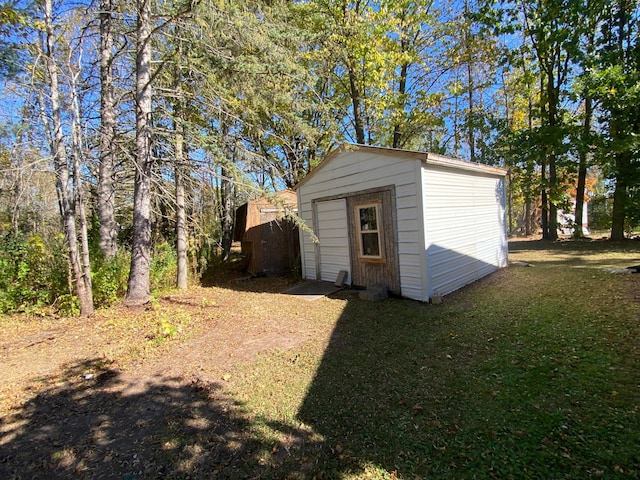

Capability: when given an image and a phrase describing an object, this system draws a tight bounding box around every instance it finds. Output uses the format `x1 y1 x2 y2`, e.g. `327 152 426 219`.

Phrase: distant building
233 190 299 275
558 197 590 236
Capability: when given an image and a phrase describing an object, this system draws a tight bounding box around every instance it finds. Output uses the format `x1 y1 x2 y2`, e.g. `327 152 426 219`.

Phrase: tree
443 0 500 161
172 47 189 289
589 0 640 240
0 2 28 78
97 0 119 259
570 0 605 238
125 0 154 306
41 0 93 315
379 0 446 150
521 0 582 240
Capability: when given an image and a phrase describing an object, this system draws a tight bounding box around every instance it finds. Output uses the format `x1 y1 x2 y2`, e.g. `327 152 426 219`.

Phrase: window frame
354 200 385 262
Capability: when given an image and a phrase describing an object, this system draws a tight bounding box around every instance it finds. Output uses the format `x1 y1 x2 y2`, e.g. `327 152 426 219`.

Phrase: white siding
297 146 507 302
316 199 351 283
422 164 508 298
297 150 425 300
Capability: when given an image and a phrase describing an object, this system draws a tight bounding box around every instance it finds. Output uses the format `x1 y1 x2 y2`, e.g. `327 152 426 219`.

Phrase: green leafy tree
588 0 640 239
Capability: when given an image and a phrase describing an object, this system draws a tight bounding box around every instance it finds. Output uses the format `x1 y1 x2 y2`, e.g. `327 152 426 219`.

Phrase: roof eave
293 143 506 190
425 152 507 176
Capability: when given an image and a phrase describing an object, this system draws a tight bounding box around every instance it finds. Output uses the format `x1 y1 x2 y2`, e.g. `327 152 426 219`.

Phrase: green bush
626 186 640 234
0 233 183 314
91 250 130 308
0 233 69 314
150 241 177 293
588 195 613 230
92 241 179 307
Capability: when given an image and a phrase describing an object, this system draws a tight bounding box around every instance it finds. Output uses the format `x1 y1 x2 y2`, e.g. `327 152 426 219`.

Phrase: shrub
0 233 69 314
150 241 177 293
588 195 613 230
91 250 130 308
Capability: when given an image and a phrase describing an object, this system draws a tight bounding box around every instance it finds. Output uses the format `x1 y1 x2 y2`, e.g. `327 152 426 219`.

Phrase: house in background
233 190 299 276
294 144 508 302
558 190 591 236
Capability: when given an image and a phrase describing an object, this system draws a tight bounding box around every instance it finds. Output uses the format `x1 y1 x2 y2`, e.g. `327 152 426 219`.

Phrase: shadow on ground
0 359 323 479
509 238 640 268
296 285 640 478
509 237 640 254
3 241 638 479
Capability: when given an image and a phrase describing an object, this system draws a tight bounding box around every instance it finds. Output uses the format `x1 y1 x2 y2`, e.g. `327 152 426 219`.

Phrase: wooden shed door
347 187 400 293
315 199 351 283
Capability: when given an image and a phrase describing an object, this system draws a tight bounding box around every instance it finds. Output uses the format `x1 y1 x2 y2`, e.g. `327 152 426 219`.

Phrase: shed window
356 202 383 259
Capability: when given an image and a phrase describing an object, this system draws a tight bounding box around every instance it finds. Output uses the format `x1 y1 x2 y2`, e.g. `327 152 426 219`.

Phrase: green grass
227 240 640 479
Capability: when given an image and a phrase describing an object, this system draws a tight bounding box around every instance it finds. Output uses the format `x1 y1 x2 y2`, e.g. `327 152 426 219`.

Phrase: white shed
294 144 508 302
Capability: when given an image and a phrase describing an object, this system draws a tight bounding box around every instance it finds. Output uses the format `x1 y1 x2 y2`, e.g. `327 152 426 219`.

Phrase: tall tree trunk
548 154 558 240
539 71 557 240
174 116 188 289
9 130 24 235
72 153 93 310
539 72 549 239
467 63 475 162
125 0 153 306
463 0 476 162
70 53 94 312
220 166 233 262
546 77 559 241
348 65 366 144
610 154 629 240
507 172 513 234
574 96 592 238
44 0 93 316
540 160 548 238
609 1 632 241
575 1 596 239
392 61 408 149
525 91 534 236
173 38 188 289
98 0 118 259
392 18 410 150
219 123 234 262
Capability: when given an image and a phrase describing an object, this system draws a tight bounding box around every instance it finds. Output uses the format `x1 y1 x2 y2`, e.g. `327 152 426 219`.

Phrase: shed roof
293 143 507 190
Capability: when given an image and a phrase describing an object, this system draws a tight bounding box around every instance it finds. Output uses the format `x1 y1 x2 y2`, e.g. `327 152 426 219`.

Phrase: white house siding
297 150 424 300
315 199 351 283
422 164 507 298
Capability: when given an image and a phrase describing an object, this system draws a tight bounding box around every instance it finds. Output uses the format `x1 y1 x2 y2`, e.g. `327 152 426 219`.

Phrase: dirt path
0 279 346 479
0 280 337 406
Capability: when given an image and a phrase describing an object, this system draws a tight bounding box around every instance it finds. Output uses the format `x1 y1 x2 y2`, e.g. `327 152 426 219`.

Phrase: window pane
359 206 377 231
361 232 380 256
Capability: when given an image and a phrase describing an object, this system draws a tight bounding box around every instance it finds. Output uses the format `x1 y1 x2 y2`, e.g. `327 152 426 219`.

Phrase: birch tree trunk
172 38 188 289
220 165 233 263
174 115 187 289
98 0 118 259
44 0 93 316
69 47 94 308
125 0 153 306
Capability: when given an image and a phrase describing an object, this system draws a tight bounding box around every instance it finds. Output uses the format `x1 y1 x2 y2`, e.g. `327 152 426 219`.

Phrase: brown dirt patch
0 277 347 479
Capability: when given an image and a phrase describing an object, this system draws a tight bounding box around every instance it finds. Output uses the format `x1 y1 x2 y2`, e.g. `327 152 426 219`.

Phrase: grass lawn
228 239 640 479
1 239 639 479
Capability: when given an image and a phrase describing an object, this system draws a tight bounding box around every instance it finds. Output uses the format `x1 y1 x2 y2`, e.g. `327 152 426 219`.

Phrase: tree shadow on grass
0 359 323 479
297 299 455 477
509 237 640 254
297 283 640 478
